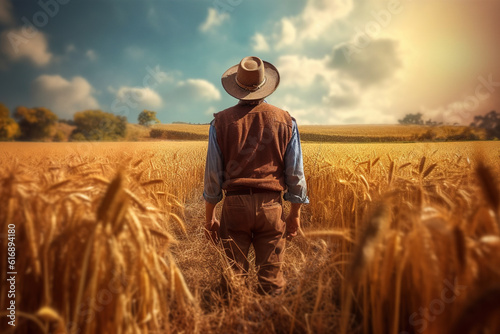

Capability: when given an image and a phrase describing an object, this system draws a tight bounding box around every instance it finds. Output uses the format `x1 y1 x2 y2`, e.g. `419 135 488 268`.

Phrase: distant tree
14 106 58 141
425 119 442 126
0 103 20 141
470 110 500 139
70 110 127 141
138 110 160 126
52 130 67 142
398 113 424 125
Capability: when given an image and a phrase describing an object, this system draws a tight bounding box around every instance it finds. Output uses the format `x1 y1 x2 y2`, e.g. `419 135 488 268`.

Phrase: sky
0 0 499 125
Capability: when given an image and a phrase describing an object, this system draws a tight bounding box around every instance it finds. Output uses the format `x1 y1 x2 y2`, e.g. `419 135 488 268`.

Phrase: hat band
236 76 267 92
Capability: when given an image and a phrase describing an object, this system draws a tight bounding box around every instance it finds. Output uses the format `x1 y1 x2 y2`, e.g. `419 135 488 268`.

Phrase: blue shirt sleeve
203 121 224 204
283 119 309 204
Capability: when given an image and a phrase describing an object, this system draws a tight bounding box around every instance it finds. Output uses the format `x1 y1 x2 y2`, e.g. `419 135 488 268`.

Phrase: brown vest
214 102 293 192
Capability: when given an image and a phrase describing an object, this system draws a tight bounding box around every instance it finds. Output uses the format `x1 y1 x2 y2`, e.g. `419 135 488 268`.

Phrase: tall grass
0 144 197 333
1 141 499 333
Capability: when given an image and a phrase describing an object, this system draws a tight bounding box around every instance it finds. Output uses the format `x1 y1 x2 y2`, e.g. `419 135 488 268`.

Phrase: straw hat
221 56 280 101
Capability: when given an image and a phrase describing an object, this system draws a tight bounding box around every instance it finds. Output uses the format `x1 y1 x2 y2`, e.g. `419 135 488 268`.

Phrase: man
203 56 309 295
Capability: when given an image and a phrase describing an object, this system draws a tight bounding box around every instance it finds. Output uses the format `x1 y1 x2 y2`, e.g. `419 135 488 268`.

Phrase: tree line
2 103 499 141
0 103 160 141
399 111 500 139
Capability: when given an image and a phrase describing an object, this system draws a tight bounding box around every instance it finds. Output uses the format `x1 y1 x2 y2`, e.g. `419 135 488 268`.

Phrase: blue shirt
203 115 309 204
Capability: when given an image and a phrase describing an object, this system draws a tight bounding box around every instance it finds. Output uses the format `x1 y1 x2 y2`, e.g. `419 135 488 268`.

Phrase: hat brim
221 61 280 101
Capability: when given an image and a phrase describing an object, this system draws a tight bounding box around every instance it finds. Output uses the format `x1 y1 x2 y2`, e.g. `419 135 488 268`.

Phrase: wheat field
129 123 487 142
1 140 500 333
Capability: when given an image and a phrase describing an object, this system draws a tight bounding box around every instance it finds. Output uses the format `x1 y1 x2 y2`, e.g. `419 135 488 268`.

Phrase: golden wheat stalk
419 156 426 174
388 161 395 186
304 230 354 243
476 161 499 214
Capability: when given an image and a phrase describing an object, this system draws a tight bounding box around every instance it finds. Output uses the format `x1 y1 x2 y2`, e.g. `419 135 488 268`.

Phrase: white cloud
252 33 270 52
330 39 402 87
177 79 221 101
248 0 410 125
124 45 145 60
147 65 176 85
199 8 229 33
31 75 99 118
1 29 52 66
275 18 297 49
85 49 97 61
266 0 354 50
272 53 401 125
116 86 163 109
299 0 353 40
0 0 14 26
277 55 327 87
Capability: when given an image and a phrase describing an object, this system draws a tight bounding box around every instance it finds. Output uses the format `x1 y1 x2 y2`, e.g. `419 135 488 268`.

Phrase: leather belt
225 188 281 196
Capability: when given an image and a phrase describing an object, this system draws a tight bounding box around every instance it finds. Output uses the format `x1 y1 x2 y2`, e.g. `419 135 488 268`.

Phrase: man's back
213 101 293 192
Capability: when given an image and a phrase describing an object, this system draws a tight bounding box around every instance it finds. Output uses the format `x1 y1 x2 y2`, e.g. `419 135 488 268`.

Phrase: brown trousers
219 191 286 295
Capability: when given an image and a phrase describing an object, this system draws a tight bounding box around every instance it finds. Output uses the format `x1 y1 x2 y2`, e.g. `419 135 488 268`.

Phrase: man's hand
285 214 300 241
204 218 220 244
285 203 302 241
205 201 220 244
